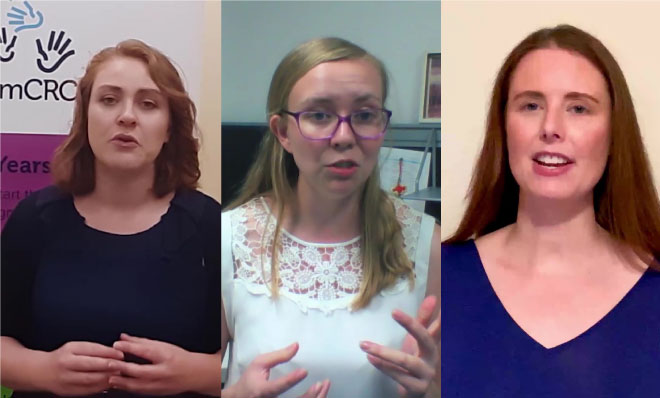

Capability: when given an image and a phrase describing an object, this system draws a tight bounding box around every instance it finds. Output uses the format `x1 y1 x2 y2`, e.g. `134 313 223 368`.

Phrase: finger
254 342 300 369
63 370 113 387
428 317 440 342
69 342 125 360
367 354 427 394
361 341 431 379
392 310 437 362
317 379 331 398
417 295 438 327
65 355 123 372
112 340 162 363
107 359 160 379
264 368 308 396
119 333 152 343
109 375 157 395
297 381 322 398
2 27 6 44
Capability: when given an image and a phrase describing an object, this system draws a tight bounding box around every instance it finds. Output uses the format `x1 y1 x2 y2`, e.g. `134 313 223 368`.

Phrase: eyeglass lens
298 110 389 138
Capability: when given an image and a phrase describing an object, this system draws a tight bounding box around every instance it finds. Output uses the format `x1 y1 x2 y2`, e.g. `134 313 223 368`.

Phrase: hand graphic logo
36 30 75 73
6 1 44 33
0 27 18 62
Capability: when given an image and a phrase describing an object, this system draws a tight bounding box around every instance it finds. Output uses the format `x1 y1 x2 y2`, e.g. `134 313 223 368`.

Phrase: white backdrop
0 0 204 135
441 1 660 238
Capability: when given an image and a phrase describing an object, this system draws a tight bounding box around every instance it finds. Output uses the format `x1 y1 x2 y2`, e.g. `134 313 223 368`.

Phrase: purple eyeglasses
281 108 392 141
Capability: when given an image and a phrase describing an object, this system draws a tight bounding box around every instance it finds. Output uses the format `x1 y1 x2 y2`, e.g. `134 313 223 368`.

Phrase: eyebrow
96 84 163 96
297 94 382 109
511 90 600 104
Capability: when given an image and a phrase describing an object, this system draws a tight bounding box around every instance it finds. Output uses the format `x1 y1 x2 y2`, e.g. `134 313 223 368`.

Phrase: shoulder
472 224 511 260
222 196 267 223
2 186 72 250
441 239 478 266
387 195 430 234
388 195 423 219
172 189 221 226
6 185 71 225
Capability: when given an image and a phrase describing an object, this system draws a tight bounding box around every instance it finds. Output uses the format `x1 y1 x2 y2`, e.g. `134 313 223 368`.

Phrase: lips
532 152 574 167
112 133 138 144
328 159 358 168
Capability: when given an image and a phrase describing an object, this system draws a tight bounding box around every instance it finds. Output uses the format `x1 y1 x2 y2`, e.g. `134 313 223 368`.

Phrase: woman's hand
360 295 440 398
224 342 330 398
107 333 217 395
41 341 124 396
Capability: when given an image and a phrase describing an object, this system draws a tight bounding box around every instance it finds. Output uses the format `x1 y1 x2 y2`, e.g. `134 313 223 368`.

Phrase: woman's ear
270 114 292 153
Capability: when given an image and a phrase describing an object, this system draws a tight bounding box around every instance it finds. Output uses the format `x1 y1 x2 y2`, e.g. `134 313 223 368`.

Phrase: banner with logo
0 0 205 228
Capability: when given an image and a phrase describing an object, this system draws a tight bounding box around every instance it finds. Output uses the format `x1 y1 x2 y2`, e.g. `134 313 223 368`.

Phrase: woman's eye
522 102 539 111
570 105 588 114
141 100 157 109
101 96 117 105
354 111 376 122
302 112 332 122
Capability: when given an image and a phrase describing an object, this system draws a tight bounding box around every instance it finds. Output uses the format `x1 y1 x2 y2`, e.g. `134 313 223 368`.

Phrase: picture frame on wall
419 52 441 123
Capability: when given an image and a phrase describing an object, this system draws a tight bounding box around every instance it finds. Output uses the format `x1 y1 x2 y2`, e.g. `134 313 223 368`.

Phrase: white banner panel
0 0 204 135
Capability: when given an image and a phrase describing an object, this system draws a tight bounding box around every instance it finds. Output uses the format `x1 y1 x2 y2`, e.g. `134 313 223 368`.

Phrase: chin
99 157 150 173
324 182 363 199
523 185 591 203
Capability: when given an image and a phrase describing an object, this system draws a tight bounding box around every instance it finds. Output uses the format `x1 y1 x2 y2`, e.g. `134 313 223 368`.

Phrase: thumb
256 342 300 369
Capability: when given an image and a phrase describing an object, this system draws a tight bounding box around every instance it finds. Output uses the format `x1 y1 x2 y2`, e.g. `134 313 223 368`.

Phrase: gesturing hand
107 333 204 395
43 341 124 397
227 342 330 398
360 295 440 397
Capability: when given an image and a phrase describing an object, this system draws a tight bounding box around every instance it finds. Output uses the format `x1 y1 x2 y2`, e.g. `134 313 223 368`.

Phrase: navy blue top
442 240 660 398
1 186 221 398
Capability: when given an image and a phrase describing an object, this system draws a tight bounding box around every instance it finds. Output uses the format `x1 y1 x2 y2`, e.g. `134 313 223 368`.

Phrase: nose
117 101 137 127
540 104 564 143
329 116 356 149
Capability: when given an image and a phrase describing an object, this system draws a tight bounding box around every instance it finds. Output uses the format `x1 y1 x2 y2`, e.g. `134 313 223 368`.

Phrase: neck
284 182 362 243
86 163 159 208
505 192 611 273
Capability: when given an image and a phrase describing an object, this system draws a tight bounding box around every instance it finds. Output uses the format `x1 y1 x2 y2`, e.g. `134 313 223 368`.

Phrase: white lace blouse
221 197 435 398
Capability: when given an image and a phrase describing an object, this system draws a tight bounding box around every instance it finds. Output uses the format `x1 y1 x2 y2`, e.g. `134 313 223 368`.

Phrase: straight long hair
446 25 660 265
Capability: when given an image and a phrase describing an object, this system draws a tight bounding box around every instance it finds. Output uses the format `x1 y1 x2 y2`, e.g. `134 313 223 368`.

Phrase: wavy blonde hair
227 37 414 310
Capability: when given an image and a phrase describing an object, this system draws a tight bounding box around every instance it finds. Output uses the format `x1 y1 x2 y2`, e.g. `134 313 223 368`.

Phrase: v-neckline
468 239 648 351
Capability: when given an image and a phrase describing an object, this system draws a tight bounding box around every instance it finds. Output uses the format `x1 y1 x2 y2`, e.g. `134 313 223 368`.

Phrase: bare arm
221 296 234 396
2 336 123 396
190 350 223 396
1 336 50 391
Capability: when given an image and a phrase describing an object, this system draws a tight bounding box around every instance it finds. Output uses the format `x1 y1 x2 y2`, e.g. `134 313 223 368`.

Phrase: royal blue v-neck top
442 240 660 397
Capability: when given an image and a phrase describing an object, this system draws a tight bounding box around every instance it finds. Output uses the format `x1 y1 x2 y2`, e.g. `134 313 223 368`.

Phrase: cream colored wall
441 1 660 239
197 1 221 202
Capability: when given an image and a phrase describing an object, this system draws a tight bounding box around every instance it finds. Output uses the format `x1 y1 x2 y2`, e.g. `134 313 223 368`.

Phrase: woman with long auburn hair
443 24 660 396
221 38 440 398
1 40 221 397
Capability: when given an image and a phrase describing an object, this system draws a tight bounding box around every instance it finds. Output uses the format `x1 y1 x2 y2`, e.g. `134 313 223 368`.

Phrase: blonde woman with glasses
220 38 440 398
